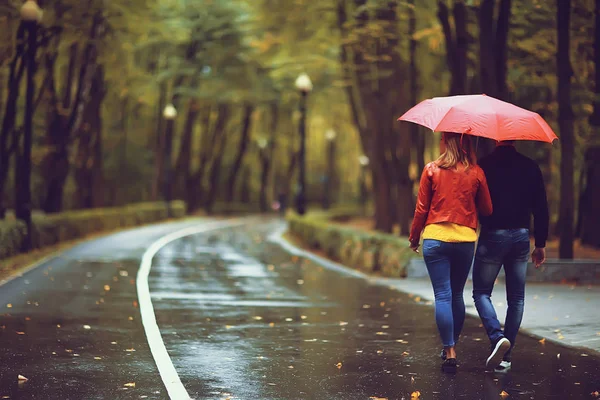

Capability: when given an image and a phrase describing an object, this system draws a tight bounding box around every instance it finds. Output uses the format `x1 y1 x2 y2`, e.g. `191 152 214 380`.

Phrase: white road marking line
267 225 367 279
138 219 248 400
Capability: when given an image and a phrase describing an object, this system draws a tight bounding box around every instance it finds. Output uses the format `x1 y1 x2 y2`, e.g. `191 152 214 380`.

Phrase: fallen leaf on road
269 322 275 327
6 304 12 308
65 349 73 353
395 339 408 344
297 279 304 285
16 331 25 335
267 265 275 271
253 316 263 321
119 271 128 277
558 334 565 340
582 354 589 357
128 316 134 321
111 341 117 345
557 353 561 359
377 350 384 354
376 332 388 336
414 297 421 302
288 365 294 369
104 285 110 291
267 383 276 386
382 325 390 329
56 324 61 328
301 315 307 320
124 382 135 387
225 325 233 329
380 301 386 307
411 391 421 399
125 348 135 352
539 338 546 344
285 318 293 322
411 376 415 384
335 362 342 369
500 390 509 398
362 304 371 309
133 301 138 308
402 351 410 356
590 391 599 398
18 375 28 382
304 339 317 342
339 321 348 326
369 397 388 400
94 357 102 360
83 325 91 330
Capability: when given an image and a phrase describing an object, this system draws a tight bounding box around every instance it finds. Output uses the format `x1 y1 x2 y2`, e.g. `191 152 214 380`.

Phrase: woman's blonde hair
435 132 476 169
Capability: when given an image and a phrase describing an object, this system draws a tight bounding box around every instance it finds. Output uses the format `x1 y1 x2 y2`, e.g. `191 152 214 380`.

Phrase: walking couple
408 132 549 374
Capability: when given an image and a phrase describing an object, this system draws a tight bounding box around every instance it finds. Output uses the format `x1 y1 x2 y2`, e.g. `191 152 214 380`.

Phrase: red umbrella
398 94 558 143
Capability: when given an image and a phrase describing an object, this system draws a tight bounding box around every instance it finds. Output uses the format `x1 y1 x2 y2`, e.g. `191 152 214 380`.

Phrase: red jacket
409 162 493 245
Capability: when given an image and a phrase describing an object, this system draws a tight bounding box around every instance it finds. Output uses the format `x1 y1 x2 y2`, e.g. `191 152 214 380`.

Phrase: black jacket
478 145 549 248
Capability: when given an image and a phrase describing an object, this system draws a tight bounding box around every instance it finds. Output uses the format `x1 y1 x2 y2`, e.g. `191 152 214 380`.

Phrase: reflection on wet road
0 217 598 399
152 221 600 400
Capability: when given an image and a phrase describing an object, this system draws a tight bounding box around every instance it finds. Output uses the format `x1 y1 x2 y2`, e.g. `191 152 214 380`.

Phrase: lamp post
359 155 369 213
163 104 177 218
16 0 42 251
323 129 336 210
294 73 312 215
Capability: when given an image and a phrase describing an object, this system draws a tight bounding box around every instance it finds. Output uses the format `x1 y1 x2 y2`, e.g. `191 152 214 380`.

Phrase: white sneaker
486 337 511 367
494 360 512 373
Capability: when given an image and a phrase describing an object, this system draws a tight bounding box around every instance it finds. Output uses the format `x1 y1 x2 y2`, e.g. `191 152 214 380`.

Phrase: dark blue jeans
423 239 475 348
472 228 530 360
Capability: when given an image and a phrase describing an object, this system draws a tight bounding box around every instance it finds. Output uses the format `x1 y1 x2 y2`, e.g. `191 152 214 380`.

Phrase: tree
557 0 575 259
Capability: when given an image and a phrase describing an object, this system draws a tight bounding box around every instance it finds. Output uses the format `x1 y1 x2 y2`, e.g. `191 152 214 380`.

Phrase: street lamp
163 104 177 218
16 0 43 251
359 155 369 212
323 129 336 209
294 73 312 215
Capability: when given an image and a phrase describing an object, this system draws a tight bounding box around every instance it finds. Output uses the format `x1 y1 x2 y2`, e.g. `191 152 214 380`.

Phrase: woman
409 132 493 373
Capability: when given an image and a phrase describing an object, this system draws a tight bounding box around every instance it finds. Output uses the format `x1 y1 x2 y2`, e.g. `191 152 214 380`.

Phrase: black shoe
486 337 511 368
440 348 447 361
441 358 457 373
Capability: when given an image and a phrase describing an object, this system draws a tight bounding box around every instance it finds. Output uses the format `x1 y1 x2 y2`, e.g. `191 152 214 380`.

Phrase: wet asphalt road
0 217 599 399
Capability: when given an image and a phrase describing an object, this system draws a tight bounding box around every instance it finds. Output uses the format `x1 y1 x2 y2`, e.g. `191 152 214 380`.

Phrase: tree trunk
41 13 102 213
74 66 105 209
557 0 575 259
259 150 270 212
152 80 168 200
0 23 26 219
580 0 600 247
240 166 251 203
408 0 425 175
174 99 200 198
15 21 38 251
477 0 512 158
204 104 231 213
580 147 600 247
438 1 468 95
225 104 254 202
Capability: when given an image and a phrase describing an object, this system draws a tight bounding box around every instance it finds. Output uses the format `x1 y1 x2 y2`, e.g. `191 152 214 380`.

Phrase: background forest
1 0 599 259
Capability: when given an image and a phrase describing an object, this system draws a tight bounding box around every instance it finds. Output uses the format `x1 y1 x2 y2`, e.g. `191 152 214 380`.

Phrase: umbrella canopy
398 94 558 143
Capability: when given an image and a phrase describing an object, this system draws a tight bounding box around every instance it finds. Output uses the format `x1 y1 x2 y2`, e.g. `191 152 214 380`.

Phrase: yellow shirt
422 222 477 243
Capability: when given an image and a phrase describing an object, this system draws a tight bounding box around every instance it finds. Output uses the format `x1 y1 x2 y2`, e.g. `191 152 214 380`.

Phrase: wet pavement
0 217 599 399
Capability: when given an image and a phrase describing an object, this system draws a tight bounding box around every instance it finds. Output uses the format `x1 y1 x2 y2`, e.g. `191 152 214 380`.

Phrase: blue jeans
472 228 530 360
423 239 475 347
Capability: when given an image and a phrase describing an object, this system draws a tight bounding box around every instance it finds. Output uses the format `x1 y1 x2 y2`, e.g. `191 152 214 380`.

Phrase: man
473 140 549 373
